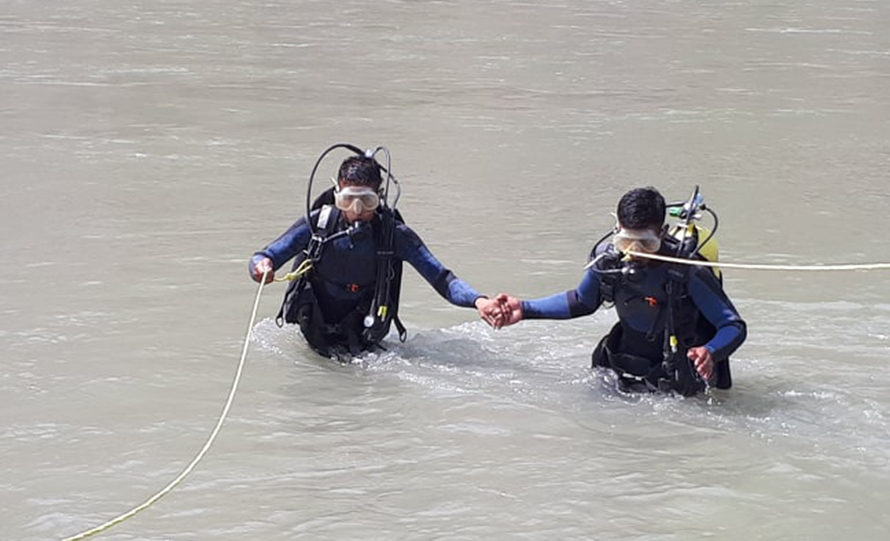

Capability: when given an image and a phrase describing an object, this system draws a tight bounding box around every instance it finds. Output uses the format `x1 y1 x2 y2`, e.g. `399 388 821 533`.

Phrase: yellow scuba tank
668 223 721 280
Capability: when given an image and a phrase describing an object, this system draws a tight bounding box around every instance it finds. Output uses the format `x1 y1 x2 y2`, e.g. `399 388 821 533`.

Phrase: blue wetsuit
251 209 482 327
521 245 746 391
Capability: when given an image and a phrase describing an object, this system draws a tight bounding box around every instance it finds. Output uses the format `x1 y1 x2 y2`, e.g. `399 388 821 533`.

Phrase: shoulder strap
304 204 341 263
660 263 707 395
591 247 622 304
275 205 341 328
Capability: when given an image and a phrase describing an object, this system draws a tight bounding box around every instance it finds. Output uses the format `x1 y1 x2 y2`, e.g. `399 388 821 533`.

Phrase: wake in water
250 311 890 470
251 316 713 413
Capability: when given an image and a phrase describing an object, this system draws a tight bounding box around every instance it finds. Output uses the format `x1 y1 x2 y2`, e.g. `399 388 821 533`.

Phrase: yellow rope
626 251 890 271
62 271 268 540
274 259 312 282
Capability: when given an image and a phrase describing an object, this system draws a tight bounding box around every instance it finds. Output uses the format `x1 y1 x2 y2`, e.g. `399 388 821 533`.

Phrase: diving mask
613 228 662 254
334 186 381 213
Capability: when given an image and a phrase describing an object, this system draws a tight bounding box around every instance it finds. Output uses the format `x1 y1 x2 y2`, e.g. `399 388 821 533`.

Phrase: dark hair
338 156 382 188
617 187 665 230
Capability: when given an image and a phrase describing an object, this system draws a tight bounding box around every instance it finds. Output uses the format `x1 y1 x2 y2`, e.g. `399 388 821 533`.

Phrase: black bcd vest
276 188 406 354
592 236 732 395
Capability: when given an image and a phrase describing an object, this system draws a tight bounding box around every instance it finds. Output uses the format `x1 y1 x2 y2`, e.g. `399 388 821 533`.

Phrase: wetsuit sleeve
394 223 482 308
248 215 313 276
688 269 747 361
520 268 602 319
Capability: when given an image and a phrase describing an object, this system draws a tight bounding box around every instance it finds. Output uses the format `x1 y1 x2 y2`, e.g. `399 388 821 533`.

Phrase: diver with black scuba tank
249 144 506 358
492 187 746 396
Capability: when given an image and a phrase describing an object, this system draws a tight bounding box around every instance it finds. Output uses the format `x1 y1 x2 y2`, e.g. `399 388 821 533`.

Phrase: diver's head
335 156 383 223
614 187 666 259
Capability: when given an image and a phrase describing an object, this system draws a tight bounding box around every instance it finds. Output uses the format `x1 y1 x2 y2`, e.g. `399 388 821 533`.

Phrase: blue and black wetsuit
520 243 746 394
250 208 483 356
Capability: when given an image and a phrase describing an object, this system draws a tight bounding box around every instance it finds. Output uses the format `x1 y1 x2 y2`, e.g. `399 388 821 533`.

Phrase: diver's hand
494 293 523 326
687 346 714 380
251 256 275 284
476 297 506 328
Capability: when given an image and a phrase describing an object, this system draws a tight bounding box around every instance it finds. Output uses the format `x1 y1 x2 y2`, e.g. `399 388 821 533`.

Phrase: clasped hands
475 294 523 329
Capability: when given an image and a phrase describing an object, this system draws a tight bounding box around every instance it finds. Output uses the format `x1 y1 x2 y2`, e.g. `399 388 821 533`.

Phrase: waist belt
604 344 667 392
608 351 657 377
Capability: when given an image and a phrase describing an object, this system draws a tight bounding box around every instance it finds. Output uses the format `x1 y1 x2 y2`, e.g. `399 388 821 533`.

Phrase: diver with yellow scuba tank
492 187 746 396
249 144 506 358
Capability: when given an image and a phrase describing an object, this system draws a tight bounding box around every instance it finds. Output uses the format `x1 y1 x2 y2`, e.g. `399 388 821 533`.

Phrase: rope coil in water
62 271 268 541
625 251 890 271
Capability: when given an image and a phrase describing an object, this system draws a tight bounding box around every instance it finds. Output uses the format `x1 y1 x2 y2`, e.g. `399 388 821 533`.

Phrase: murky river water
2 1 889 539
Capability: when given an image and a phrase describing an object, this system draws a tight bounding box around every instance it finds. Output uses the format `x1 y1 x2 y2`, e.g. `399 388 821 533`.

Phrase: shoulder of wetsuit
308 190 346 235
593 241 611 258
593 242 623 271
310 187 336 211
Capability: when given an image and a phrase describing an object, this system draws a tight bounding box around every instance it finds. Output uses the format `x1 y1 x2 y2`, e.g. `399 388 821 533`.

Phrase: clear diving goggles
334 186 381 213
612 227 663 254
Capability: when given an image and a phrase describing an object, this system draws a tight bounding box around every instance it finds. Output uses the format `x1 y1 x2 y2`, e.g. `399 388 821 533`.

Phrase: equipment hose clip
305 235 325 262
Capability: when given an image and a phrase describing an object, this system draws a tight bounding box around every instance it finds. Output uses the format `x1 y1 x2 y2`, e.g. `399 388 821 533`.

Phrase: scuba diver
492 187 746 396
249 144 505 358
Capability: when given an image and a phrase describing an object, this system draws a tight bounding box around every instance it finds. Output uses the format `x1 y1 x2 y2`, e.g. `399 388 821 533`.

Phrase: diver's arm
394 224 483 308
248 215 313 281
688 269 747 361
519 269 602 320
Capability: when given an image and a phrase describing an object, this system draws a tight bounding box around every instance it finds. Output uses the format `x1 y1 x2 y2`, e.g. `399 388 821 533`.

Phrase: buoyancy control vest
591 233 732 395
276 187 406 356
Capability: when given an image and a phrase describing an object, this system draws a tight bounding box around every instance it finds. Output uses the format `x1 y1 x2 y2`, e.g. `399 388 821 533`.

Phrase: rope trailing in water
626 251 890 271
62 271 269 541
